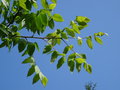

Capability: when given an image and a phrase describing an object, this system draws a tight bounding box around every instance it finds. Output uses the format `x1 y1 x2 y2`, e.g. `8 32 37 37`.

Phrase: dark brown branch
16 35 62 39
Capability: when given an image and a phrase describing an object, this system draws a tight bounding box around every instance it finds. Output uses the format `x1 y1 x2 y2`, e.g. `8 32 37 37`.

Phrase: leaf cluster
0 0 107 87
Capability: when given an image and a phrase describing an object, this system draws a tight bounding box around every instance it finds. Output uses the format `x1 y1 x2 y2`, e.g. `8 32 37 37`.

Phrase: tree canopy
0 0 107 87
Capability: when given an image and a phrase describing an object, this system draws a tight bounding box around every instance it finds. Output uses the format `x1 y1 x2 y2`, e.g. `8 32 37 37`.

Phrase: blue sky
0 0 120 90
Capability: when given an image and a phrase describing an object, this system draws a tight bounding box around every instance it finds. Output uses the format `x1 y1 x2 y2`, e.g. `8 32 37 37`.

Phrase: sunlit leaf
66 28 75 37
61 32 68 39
53 14 64 22
41 0 48 9
41 76 48 87
94 36 103 45
22 57 35 64
75 58 86 64
86 37 93 49
63 45 73 54
49 3 56 9
77 36 82 46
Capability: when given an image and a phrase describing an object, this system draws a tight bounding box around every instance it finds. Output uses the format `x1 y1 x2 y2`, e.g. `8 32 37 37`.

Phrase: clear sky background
0 0 120 90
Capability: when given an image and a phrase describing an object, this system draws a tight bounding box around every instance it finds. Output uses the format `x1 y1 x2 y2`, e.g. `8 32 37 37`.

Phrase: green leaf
76 63 82 72
49 3 56 9
51 51 58 63
43 45 52 54
75 58 86 64
51 0 57 3
27 42 35 56
76 16 90 23
68 53 76 60
48 19 54 29
94 36 103 45
22 57 35 64
32 74 40 84
83 63 92 74
41 0 48 9
34 42 40 52
86 37 93 49
27 65 35 77
39 13 48 26
0 41 6 48
63 45 73 54
41 76 48 87
61 32 68 39
76 53 87 59
19 0 28 10
18 39 27 52
32 0 38 9
94 32 105 36
77 36 82 46
66 28 75 37
57 57 66 69
53 14 64 22
87 64 92 73
68 59 75 72
70 21 80 34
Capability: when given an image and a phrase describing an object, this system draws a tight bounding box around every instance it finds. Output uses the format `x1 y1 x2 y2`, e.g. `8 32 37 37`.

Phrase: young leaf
86 37 93 49
43 45 52 54
63 45 73 54
94 36 103 45
27 65 35 77
75 58 86 64
22 57 35 64
19 0 28 10
27 42 35 56
32 73 40 84
83 63 92 74
66 28 75 37
51 51 58 63
49 3 56 9
77 36 82 46
70 21 80 34
53 14 64 22
57 57 66 69
61 32 68 39
18 39 27 52
87 64 92 74
41 76 48 87
41 0 48 9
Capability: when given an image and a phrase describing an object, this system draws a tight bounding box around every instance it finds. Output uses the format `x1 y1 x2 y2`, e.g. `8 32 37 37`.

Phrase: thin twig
61 38 76 53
